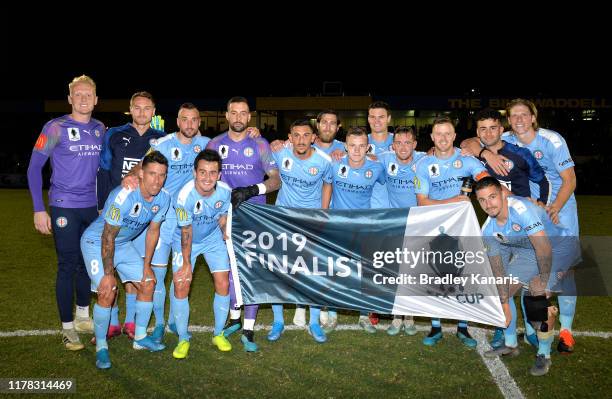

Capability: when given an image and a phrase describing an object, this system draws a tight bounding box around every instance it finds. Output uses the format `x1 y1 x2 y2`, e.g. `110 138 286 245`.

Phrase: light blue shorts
502 236 581 291
133 206 177 267
81 237 145 292
171 229 230 274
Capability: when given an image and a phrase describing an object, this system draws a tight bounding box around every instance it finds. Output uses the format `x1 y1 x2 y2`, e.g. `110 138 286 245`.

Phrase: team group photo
1 72 610 398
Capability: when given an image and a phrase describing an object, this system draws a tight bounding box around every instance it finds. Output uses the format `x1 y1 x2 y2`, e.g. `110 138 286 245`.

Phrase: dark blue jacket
96 123 165 208
480 141 550 204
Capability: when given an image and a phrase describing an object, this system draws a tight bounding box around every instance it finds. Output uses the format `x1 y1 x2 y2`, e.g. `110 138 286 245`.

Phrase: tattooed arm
100 223 120 296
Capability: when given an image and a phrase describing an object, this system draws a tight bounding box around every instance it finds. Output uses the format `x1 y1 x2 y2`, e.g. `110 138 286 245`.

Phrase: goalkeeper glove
231 185 261 209
150 115 165 131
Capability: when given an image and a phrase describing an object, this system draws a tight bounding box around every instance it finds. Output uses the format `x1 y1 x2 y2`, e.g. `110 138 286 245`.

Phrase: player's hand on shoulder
34 211 52 235
270 139 289 152
483 151 510 177
330 149 346 161
121 174 139 190
460 147 475 157
246 127 261 138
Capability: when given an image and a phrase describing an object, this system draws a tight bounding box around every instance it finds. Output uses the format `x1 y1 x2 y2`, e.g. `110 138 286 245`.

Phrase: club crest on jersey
193 145 201 154
453 159 463 169
215 200 223 209
533 150 543 160
428 164 440 177
219 145 229 159
94 130 100 137
512 223 522 232
56 217 68 228
151 205 160 213
243 147 254 157
504 159 514 170
281 157 293 171
129 202 142 218
338 165 349 178
411 164 417 172
365 169 373 179
308 167 319 176
171 147 182 161
149 138 158 146
194 200 203 215
388 162 398 176
68 128 80 141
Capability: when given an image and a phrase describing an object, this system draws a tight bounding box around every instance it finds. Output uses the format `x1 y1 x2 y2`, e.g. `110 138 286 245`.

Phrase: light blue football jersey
482 196 569 257
379 150 425 208
83 185 171 245
502 128 578 235
174 180 231 243
272 147 333 208
331 157 385 210
150 133 210 197
368 133 394 208
414 148 488 200
314 139 345 155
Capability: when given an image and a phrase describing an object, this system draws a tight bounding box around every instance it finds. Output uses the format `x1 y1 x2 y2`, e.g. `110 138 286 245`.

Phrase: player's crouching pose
170 149 233 359
81 151 171 369
475 177 580 376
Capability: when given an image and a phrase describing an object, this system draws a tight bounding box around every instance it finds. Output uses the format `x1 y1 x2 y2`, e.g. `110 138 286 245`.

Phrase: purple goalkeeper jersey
207 132 277 204
32 115 105 208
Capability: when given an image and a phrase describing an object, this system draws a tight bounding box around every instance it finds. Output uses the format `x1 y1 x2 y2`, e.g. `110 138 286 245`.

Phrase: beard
231 122 247 133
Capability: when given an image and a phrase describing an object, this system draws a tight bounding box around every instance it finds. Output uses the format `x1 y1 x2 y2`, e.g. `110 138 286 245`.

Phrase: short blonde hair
68 75 96 95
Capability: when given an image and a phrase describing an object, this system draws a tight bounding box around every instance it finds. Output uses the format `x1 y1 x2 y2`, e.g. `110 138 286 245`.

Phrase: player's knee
139 280 156 297
213 276 229 296
174 282 190 299
98 290 116 307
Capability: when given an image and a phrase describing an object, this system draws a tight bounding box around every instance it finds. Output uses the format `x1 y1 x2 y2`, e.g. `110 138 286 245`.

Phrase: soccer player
267 119 333 343
414 116 489 348
475 177 579 375
96 91 165 340
123 103 212 345
367 101 394 209
462 108 551 349
302 109 343 328
313 109 345 155
81 151 171 369
466 108 550 203
363 101 395 329
327 127 385 333
27 75 105 350
171 149 234 358
504 99 580 354
378 126 425 336
207 96 280 352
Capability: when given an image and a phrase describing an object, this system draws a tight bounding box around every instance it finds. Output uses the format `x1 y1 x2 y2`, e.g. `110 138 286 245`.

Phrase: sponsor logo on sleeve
107 205 121 222
176 207 188 222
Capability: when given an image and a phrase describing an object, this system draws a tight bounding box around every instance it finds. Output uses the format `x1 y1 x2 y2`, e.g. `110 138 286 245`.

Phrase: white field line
2 324 609 399
1 324 610 338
